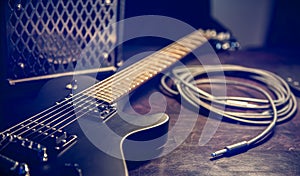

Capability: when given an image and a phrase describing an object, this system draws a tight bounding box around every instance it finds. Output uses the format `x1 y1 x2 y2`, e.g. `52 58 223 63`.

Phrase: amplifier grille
5 0 123 84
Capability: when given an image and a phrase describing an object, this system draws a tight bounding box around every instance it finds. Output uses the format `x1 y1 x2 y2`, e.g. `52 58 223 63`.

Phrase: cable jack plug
211 141 249 158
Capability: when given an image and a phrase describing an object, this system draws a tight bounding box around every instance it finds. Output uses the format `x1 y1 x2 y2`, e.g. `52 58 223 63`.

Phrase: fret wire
171 38 203 52
148 60 168 70
89 89 117 102
94 94 115 103
155 51 179 61
138 72 153 81
114 84 132 96
151 54 178 64
94 84 127 99
152 56 175 66
172 42 193 53
89 31 203 99
165 47 187 56
91 95 113 103
180 38 201 48
164 44 189 55
130 73 153 85
187 32 207 42
164 45 187 55
94 88 125 100
152 50 179 62
91 70 150 102
90 75 143 102
88 28 206 103
153 57 175 69
158 50 182 59
114 64 162 94
176 41 196 51
186 37 205 46
185 33 207 44
115 31 208 95
177 31 206 49
124 75 149 90
83 57 155 102
128 70 157 84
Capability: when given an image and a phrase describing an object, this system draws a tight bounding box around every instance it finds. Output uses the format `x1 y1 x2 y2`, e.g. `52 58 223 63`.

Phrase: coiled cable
160 64 297 158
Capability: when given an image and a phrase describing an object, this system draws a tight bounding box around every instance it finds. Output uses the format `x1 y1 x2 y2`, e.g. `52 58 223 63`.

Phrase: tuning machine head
210 38 240 52
201 29 240 52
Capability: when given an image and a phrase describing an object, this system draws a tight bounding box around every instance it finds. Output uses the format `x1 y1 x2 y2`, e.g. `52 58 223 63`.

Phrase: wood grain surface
127 49 300 176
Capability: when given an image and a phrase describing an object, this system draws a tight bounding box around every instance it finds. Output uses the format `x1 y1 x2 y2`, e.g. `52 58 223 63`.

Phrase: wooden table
127 49 300 176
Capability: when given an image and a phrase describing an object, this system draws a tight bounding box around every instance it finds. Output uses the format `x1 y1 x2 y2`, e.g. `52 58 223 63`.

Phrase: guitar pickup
0 129 77 163
97 102 117 120
36 129 78 153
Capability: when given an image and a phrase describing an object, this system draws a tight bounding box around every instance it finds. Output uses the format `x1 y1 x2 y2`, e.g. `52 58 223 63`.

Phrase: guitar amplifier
1 0 124 85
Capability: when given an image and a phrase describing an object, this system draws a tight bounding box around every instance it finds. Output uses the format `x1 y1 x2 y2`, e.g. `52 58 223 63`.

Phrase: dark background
1 0 300 82
125 0 300 49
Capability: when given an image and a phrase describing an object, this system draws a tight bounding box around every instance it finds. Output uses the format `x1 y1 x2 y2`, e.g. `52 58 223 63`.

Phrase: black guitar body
0 29 228 176
0 76 169 176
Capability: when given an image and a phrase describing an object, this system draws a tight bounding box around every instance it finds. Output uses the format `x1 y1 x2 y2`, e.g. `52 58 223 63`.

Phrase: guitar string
36 36 208 142
16 53 175 138
0 31 204 150
26 36 203 142
0 31 205 149
0 52 173 151
30 43 195 142
2 29 206 135
0 30 208 149
6 29 205 135
0 52 164 148
4 41 177 134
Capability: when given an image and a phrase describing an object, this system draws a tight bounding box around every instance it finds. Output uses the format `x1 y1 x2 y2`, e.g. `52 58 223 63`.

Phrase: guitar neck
85 29 223 103
1 29 229 136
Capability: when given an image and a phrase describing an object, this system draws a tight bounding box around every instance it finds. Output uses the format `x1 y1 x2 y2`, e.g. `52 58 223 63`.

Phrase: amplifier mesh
6 0 122 82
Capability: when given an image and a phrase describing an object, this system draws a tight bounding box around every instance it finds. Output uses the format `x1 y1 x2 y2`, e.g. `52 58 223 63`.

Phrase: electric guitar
0 29 234 176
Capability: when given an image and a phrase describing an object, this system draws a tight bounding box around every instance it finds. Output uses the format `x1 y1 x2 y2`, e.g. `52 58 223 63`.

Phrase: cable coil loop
161 64 297 158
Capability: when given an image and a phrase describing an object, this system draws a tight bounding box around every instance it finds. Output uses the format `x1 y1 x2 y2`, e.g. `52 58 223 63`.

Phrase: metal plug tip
211 148 228 158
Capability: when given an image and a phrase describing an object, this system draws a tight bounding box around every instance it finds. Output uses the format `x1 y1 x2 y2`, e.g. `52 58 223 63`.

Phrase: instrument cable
160 64 297 158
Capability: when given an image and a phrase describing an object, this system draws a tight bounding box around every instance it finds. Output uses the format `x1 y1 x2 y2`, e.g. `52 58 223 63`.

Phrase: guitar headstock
200 29 240 52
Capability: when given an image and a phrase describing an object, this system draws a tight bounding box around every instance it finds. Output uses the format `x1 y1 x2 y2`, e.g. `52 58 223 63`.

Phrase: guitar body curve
0 76 169 176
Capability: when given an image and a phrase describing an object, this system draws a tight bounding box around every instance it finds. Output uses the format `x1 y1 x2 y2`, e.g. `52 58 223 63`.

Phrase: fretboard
0 29 229 142
83 29 225 103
